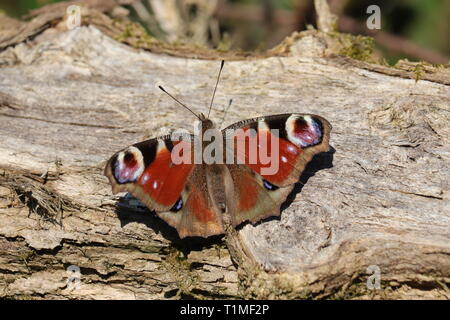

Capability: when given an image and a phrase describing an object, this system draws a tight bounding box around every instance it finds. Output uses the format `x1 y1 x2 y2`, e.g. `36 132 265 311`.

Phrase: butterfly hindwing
224 163 294 227
175 164 224 238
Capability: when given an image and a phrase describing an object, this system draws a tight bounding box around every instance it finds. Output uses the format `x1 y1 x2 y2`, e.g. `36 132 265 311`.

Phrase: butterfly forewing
223 113 331 187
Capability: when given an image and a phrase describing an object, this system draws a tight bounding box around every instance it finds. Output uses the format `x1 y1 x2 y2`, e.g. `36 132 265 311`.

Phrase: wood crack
0 112 123 129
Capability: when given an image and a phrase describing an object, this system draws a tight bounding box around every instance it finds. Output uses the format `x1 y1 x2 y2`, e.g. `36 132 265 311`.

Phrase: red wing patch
231 128 303 185
287 115 323 147
232 168 260 211
185 187 216 223
138 141 194 207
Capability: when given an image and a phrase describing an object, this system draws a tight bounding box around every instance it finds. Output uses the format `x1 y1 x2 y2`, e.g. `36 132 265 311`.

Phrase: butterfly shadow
114 198 223 254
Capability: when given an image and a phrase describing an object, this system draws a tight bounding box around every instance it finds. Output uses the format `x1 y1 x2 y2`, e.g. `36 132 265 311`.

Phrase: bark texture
0 4 449 299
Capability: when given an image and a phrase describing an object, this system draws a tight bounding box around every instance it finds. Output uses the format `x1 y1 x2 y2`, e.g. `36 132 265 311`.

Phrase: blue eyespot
263 179 279 191
171 197 183 212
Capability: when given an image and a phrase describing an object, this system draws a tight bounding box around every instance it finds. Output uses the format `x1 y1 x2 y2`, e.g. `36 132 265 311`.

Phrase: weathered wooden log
0 3 449 299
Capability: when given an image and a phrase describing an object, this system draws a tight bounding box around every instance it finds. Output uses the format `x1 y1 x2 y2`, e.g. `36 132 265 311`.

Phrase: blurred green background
0 0 449 64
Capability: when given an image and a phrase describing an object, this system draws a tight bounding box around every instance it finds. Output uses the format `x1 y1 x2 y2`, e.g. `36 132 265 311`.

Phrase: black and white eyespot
285 115 322 148
113 146 145 184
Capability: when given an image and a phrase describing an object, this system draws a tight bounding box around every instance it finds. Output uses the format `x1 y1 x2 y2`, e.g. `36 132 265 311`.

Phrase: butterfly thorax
198 116 227 165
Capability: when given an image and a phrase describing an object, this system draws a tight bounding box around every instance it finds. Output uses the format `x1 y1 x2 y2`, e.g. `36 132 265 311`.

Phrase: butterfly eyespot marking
170 197 183 212
113 146 145 184
123 151 135 164
286 115 323 148
262 179 279 191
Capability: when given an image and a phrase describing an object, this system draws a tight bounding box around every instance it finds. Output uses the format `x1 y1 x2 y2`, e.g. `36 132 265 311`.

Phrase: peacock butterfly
104 61 332 238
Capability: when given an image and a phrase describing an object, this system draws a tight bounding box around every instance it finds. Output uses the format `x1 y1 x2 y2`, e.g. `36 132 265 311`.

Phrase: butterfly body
105 113 331 238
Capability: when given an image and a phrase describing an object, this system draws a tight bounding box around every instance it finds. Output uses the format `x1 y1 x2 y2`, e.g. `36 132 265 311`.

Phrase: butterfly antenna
219 99 233 128
158 86 201 120
207 60 225 119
